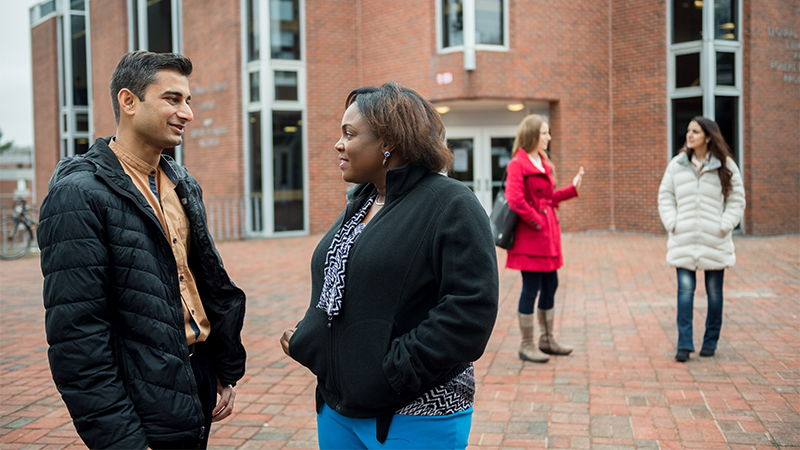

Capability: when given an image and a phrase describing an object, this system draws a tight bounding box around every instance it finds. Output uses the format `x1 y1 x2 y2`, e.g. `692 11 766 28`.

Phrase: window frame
49 0 93 159
436 0 509 54
241 0 308 237
666 0 743 163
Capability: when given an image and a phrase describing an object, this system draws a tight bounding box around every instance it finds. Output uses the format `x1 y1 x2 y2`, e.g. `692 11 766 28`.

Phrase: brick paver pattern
1 232 798 449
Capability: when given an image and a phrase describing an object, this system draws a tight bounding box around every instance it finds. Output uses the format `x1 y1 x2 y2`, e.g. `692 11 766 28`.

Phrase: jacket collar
346 163 433 205
676 151 722 173
513 148 551 175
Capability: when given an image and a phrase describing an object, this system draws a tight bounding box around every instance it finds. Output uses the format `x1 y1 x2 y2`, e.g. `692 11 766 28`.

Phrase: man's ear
118 89 138 118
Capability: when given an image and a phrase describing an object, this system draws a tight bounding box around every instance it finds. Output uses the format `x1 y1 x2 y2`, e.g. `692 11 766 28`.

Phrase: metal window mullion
62 5 76 157
137 0 147 50
172 0 182 54
260 1 273 235
240 0 254 236
463 0 476 70
83 0 93 144
702 0 715 119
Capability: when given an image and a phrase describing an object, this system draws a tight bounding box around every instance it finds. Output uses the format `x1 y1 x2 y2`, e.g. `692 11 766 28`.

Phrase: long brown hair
680 116 733 198
512 114 556 181
345 82 453 173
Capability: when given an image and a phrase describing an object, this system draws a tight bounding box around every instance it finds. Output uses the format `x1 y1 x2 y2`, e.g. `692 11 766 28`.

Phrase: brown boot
538 308 573 355
518 313 549 362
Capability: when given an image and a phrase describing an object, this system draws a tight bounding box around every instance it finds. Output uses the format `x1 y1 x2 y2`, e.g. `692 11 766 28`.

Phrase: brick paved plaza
1 232 798 449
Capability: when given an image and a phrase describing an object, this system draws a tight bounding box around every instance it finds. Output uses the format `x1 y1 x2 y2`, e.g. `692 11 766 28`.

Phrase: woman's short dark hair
109 51 193 124
345 82 454 173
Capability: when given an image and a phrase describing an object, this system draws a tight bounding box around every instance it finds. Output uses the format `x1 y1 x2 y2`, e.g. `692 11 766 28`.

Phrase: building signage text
768 26 800 85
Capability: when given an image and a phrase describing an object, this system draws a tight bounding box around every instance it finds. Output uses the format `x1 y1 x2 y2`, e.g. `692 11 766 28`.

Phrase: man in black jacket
38 51 246 449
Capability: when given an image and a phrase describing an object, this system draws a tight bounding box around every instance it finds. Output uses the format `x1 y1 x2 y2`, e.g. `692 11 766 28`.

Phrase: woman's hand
211 380 236 423
280 327 296 357
572 166 585 190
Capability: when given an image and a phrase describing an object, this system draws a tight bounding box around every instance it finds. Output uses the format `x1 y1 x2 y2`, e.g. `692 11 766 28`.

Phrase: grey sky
0 0 43 148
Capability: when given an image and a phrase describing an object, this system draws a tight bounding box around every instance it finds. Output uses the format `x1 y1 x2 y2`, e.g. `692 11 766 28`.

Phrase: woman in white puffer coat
658 116 745 363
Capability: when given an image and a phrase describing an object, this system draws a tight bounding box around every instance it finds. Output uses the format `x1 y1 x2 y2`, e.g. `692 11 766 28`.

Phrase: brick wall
31 17 60 207
89 0 128 140
31 0 799 238
743 0 800 235
611 0 668 234
305 0 359 233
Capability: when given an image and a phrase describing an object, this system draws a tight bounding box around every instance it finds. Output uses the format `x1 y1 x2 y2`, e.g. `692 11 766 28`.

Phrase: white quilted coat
657 152 746 270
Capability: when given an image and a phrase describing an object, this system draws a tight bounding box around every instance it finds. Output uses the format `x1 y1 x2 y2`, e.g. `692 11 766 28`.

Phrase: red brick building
30 0 799 238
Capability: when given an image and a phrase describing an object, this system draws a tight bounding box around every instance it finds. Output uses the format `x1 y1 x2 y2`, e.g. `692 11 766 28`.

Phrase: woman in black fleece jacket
280 82 499 449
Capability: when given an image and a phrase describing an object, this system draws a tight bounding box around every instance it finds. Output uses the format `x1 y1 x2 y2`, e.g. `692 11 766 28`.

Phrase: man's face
132 69 193 152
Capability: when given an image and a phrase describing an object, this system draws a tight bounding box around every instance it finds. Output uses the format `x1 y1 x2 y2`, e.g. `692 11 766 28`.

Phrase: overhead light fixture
694 0 703 7
719 22 735 29
435 106 450 114
284 126 298 133
507 103 524 112
722 33 735 39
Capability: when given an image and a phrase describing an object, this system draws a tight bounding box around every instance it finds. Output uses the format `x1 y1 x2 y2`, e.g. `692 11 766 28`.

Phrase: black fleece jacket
289 163 499 424
38 137 246 449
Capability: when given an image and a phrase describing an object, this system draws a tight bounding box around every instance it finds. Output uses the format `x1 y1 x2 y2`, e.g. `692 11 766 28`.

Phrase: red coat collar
513 148 551 176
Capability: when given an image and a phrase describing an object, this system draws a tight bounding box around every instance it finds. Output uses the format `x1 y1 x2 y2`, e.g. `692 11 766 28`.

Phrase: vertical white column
463 0 476 70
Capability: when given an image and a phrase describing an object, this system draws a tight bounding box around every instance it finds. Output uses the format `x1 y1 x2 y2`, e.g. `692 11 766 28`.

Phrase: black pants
150 349 217 450
518 270 558 313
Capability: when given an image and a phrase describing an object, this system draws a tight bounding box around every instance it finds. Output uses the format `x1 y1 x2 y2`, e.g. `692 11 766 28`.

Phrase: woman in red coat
505 114 584 363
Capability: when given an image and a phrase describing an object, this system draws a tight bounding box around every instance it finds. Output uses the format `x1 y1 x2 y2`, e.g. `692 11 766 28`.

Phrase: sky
0 0 42 149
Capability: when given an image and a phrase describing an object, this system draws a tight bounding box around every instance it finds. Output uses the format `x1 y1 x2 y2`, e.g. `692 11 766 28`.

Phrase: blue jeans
676 268 725 352
317 404 472 449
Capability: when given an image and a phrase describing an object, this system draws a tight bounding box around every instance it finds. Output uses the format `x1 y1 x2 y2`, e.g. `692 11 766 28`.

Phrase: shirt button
180 275 184 281
150 170 156 175
173 238 177 243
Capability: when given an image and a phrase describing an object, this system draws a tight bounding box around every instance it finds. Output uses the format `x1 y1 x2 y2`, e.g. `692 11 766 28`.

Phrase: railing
204 195 248 241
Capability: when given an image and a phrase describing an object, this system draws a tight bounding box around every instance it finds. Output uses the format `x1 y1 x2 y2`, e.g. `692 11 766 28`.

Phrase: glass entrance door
446 126 517 214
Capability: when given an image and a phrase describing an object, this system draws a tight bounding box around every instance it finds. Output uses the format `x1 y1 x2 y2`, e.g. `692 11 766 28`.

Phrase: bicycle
0 197 39 260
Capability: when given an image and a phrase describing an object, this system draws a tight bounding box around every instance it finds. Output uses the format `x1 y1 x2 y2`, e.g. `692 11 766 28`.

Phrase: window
668 0 741 159
272 111 303 231
129 0 182 161
440 0 507 51
129 0 181 54
243 0 307 236
270 0 300 60
45 0 92 159
274 71 298 101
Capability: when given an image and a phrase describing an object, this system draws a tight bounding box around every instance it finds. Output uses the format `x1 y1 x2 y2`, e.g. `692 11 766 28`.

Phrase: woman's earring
382 151 391 167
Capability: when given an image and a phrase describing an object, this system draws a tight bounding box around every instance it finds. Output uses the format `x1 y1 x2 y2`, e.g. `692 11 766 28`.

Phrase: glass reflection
676 53 701 88
671 97 703 156
270 0 301 60
673 0 702 43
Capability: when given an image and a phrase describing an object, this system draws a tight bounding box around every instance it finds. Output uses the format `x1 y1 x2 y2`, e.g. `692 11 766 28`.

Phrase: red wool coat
504 148 578 271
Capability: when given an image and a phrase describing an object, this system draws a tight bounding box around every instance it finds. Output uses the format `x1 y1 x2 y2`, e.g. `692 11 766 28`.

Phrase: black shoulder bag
489 170 518 249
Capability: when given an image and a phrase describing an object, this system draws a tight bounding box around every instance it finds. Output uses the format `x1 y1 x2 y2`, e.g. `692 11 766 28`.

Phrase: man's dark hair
109 51 193 124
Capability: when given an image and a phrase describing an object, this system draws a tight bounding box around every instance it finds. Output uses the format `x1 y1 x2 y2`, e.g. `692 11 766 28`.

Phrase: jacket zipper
327 314 342 411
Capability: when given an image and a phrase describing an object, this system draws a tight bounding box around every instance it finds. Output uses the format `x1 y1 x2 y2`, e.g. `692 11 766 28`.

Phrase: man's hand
212 381 235 423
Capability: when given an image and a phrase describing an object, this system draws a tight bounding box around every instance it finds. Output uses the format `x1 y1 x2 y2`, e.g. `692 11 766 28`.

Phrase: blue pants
317 404 472 449
676 268 725 352
518 271 558 314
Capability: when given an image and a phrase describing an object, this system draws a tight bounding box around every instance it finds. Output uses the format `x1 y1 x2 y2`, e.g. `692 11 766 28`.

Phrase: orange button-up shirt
110 139 210 345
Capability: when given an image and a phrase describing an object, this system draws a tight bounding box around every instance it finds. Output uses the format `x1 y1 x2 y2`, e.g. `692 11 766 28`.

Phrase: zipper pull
327 315 332 328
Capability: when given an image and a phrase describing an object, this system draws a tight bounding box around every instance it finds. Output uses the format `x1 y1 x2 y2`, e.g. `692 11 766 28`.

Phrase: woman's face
535 122 551 153
335 103 387 186
685 121 708 152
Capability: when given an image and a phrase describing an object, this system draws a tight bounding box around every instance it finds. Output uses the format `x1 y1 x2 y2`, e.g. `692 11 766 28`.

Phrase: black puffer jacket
289 164 499 423
38 137 246 449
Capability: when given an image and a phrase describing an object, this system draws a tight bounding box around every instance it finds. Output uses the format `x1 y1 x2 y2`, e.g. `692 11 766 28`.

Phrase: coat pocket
336 319 397 409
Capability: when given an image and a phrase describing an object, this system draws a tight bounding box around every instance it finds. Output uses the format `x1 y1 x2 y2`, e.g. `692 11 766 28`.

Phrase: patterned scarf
316 196 375 318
